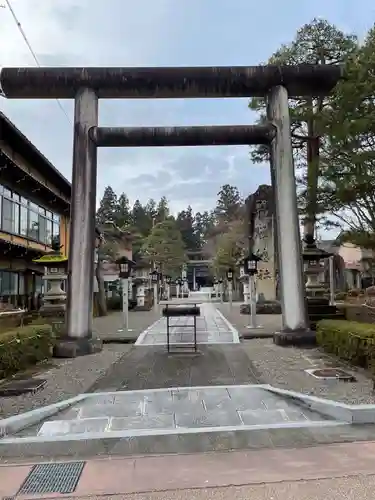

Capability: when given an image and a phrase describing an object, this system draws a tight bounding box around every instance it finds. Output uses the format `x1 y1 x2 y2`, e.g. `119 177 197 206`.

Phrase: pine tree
142 219 187 276
319 25 375 248
215 184 242 224
96 186 118 225
249 18 357 238
176 205 199 251
115 193 131 228
131 200 150 236
156 196 170 223
194 210 215 248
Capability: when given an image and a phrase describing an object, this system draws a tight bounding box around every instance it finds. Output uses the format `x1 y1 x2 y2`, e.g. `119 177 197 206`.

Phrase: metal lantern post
116 256 134 333
213 278 218 300
219 278 224 303
245 254 262 329
158 272 163 301
226 268 234 308
329 255 335 306
150 270 159 311
165 275 171 301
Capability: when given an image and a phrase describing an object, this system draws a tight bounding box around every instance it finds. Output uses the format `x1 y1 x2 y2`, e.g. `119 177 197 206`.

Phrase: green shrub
106 295 122 311
0 324 54 378
316 319 375 370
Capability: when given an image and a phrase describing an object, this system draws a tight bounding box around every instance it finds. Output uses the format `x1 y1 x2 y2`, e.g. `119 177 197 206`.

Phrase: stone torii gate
0 65 342 353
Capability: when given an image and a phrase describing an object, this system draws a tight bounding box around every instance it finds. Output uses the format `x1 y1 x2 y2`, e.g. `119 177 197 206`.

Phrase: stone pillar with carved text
246 185 277 302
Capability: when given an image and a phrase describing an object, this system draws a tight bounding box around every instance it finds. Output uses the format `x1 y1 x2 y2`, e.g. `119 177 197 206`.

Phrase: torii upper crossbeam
0 64 343 352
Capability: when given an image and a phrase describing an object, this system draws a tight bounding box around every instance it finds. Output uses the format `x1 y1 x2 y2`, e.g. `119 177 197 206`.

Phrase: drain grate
0 378 46 397
17 461 85 495
305 368 356 382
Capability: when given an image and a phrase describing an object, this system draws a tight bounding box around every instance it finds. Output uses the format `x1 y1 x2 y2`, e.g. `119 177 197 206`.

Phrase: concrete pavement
215 302 282 337
2 441 375 498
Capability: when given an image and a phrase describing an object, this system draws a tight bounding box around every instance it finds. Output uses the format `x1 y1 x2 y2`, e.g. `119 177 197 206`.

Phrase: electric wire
4 0 72 125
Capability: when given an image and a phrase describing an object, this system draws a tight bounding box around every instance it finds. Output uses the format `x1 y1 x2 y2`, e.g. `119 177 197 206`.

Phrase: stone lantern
238 257 250 305
33 248 68 319
302 235 344 329
303 235 332 298
133 258 152 310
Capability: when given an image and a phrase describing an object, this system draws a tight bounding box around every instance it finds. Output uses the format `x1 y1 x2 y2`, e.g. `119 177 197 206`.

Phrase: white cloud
0 0 270 215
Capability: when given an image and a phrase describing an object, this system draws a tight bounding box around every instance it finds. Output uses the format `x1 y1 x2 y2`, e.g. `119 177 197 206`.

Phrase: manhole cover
0 378 46 397
18 462 85 495
305 368 356 382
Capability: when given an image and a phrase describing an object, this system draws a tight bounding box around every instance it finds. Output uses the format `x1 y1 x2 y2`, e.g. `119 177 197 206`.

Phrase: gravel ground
217 302 375 405
0 344 133 418
0 310 161 419
242 338 375 405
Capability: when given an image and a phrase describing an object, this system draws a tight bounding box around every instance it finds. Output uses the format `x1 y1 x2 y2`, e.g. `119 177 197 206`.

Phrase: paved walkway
2 441 375 498
25 385 327 440
94 309 161 340
3 295 375 464
216 302 282 337
136 302 240 345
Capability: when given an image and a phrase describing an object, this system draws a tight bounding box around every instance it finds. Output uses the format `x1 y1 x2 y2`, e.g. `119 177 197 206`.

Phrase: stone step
37 407 315 438
310 313 346 323
0 421 351 461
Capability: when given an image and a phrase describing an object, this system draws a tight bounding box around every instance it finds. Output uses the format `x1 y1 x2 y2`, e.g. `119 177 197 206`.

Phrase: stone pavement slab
68 476 375 500
136 302 240 345
27 385 327 440
216 302 281 337
93 309 162 340
3 441 375 498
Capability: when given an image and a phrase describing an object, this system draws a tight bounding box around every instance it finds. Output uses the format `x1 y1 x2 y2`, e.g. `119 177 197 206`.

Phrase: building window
20 205 28 236
1 198 20 234
2 198 14 233
46 219 53 246
35 275 43 294
0 183 61 246
19 274 25 295
0 271 19 295
38 215 47 244
52 221 60 249
28 209 39 240
13 203 20 234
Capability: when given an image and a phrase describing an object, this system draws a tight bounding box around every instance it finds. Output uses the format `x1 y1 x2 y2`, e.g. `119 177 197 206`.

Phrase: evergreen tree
115 193 131 228
96 186 118 225
249 18 357 238
142 219 187 276
319 25 375 248
131 200 150 237
156 196 170 223
215 184 242 224
194 210 215 248
212 220 247 277
176 205 199 251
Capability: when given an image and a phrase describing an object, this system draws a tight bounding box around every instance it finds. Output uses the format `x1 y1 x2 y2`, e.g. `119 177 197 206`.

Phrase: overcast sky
0 0 373 215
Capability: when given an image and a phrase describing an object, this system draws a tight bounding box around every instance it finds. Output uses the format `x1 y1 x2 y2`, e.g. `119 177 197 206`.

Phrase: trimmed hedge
0 324 54 378
316 319 375 370
107 295 122 311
